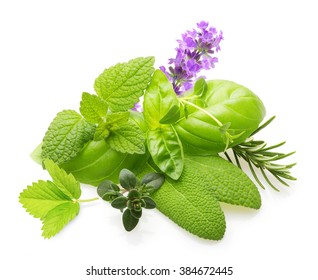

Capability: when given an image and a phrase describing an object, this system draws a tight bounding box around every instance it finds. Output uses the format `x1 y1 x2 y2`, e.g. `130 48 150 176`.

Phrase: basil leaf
147 126 184 180
143 69 180 129
159 105 180 124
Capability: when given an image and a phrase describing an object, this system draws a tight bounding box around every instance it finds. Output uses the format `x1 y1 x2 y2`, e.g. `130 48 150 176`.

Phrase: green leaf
80 92 108 123
137 155 261 240
127 189 141 200
19 161 84 238
41 110 95 164
97 180 120 197
94 57 155 112
141 173 165 189
19 180 72 219
143 69 180 129
93 122 110 141
41 202 80 239
122 209 139 231
107 122 145 154
175 80 266 155
159 105 180 124
130 208 142 219
147 126 184 180
111 196 128 210
19 179 80 238
44 159 81 199
119 169 138 190
193 78 208 97
106 112 130 127
142 196 156 209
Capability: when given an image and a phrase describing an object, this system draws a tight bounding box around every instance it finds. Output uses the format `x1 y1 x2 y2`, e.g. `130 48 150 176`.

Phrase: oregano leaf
94 57 155 112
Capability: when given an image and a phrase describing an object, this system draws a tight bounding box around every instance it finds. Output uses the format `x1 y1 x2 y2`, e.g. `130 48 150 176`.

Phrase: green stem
181 99 223 127
77 197 99 203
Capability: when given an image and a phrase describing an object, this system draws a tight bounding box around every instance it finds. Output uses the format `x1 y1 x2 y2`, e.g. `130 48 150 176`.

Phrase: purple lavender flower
160 21 223 95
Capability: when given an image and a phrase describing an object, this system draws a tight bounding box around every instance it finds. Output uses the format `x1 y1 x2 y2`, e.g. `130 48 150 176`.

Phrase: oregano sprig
97 169 165 231
224 116 297 191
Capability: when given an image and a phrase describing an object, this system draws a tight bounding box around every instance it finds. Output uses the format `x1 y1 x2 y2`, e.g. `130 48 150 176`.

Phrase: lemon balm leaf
107 122 145 154
94 57 155 112
80 92 108 123
41 110 95 164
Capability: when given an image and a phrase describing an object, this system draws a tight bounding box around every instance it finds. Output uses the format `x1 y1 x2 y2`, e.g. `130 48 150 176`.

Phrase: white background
1 0 317 279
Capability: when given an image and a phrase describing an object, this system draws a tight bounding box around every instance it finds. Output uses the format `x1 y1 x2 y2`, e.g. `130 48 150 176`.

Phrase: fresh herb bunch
97 169 165 231
20 20 297 240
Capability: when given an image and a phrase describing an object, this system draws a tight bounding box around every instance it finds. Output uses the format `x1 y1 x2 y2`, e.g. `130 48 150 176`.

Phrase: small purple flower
160 21 223 95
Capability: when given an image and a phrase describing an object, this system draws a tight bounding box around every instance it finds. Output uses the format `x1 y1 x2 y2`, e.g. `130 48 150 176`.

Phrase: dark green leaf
142 196 156 209
127 189 141 200
141 173 165 189
130 208 142 219
159 105 180 124
97 180 119 198
111 196 128 210
119 169 138 190
122 209 139 231
101 191 121 202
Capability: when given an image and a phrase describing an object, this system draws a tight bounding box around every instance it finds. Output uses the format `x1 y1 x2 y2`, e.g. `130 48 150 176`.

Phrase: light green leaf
106 112 130 127
94 57 155 112
80 92 108 123
19 163 83 238
44 159 81 200
19 180 72 220
41 202 80 239
42 110 95 164
147 126 184 180
193 78 208 97
143 69 180 129
93 121 110 141
107 122 145 154
159 105 180 124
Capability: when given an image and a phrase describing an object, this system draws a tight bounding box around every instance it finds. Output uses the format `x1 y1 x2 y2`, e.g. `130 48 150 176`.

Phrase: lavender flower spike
160 21 223 95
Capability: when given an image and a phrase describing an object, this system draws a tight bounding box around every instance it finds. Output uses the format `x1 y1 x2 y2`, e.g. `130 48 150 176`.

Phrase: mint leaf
107 122 145 154
94 57 155 112
41 110 95 164
44 159 81 199
80 92 108 123
19 160 83 238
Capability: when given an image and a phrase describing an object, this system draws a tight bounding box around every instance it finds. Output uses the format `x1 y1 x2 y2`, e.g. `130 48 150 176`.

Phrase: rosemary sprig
224 116 297 191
